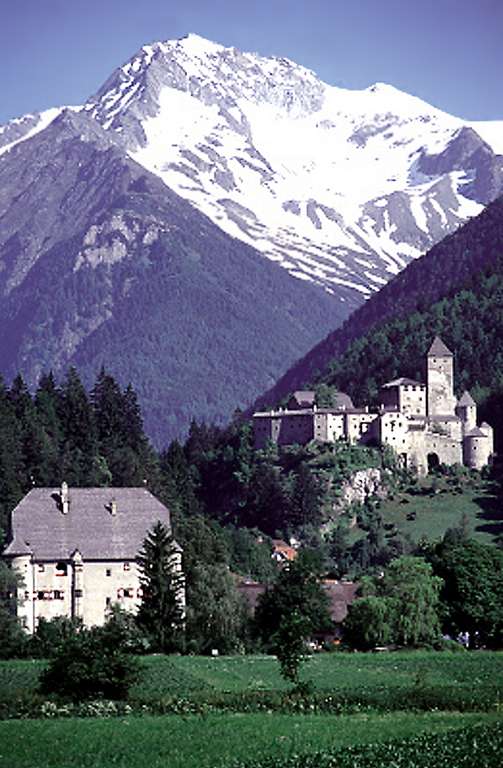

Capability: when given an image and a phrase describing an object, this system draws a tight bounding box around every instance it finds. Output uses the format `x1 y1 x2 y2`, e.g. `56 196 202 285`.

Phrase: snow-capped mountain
2 34 502 310
1 33 502 443
80 33 503 306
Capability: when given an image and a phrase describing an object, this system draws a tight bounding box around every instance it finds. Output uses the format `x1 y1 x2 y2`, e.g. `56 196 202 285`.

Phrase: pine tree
136 522 185 652
59 368 99 485
158 441 200 520
92 371 157 487
0 378 25 538
34 372 64 484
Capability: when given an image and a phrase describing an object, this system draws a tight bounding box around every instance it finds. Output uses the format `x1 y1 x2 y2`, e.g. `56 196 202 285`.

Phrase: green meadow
377 476 503 545
1 651 502 768
1 711 500 768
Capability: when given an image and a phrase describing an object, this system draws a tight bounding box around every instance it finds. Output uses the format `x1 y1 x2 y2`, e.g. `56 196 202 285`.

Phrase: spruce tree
158 441 200 520
136 522 185 652
34 372 64 485
59 368 99 485
0 378 25 537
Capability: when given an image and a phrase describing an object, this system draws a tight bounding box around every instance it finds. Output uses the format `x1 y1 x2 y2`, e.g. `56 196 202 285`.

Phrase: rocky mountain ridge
1 33 503 443
3 33 502 312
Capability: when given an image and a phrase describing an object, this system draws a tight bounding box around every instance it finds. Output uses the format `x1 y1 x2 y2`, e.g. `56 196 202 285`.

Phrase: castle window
37 591 45 601
123 588 134 598
53 590 64 600
106 597 111 607
106 568 112 577
123 563 131 571
38 564 45 573
74 589 83 598
55 562 67 577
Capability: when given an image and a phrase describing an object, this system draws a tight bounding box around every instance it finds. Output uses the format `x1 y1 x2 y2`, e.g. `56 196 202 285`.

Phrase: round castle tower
456 391 477 435
463 425 493 470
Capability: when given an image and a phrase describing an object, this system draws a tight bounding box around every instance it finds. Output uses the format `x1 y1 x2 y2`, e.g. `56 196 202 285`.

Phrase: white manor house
2 485 183 633
253 338 494 474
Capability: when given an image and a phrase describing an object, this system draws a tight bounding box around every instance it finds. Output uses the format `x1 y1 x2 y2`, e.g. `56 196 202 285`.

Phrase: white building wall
399 385 426 416
11 557 144 631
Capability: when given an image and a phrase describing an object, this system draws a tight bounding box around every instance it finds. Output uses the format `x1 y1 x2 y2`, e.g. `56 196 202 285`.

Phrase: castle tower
480 421 494 458
463 427 492 469
456 391 477 435
427 337 457 416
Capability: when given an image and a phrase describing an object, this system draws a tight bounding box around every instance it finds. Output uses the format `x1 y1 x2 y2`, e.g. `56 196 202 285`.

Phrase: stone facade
253 338 494 474
2 485 184 633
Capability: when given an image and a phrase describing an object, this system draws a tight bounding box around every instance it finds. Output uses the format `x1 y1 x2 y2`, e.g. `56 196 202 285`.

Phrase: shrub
28 616 82 658
39 625 142 701
0 605 28 659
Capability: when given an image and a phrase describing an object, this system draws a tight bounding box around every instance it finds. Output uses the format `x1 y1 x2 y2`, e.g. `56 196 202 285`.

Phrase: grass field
376 476 503 544
1 652 502 768
1 711 500 768
3 651 502 703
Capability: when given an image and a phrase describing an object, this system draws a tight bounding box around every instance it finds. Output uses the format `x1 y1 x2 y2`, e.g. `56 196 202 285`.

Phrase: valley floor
1 652 502 768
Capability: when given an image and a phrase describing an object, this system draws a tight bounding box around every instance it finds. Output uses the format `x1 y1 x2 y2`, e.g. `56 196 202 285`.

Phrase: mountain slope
2 35 503 312
1 34 503 443
0 109 344 446
252 194 503 421
80 33 503 308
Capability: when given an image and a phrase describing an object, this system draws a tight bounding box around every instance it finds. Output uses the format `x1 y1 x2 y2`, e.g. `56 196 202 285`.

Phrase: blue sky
2 0 502 124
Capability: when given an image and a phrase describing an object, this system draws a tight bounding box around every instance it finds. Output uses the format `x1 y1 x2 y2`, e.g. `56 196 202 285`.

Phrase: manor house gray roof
3 487 175 561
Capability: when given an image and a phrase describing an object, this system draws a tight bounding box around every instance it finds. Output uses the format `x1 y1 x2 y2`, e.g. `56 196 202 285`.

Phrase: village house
253 338 494 475
237 577 358 643
2 484 183 633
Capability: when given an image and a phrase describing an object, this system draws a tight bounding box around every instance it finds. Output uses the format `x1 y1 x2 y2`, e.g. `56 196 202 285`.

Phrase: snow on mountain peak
73 33 503 305
176 32 225 56
2 34 502 312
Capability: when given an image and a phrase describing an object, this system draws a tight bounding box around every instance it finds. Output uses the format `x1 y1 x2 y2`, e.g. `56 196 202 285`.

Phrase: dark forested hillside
295 264 503 452
253 194 503 411
0 110 347 448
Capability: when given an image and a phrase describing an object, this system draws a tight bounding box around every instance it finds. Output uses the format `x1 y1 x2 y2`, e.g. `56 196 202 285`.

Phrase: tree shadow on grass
473 494 503 538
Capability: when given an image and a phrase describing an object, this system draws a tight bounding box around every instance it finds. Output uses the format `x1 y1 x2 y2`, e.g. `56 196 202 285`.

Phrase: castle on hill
253 337 494 474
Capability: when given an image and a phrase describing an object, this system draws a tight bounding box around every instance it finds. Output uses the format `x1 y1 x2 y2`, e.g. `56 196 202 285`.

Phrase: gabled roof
288 391 316 410
428 337 453 357
322 580 358 623
464 427 488 438
458 391 476 406
382 377 424 388
3 487 176 561
332 392 354 409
